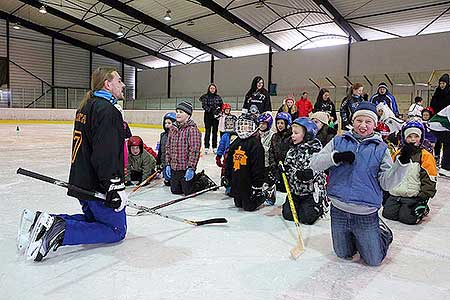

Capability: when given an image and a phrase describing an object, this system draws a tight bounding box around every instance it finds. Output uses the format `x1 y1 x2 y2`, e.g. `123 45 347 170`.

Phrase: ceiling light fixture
13 23 21 30
39 5 47 14
116 26 124 37
163 10 172 21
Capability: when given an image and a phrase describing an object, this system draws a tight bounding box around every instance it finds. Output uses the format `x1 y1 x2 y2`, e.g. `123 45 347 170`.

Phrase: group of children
121 93 439 267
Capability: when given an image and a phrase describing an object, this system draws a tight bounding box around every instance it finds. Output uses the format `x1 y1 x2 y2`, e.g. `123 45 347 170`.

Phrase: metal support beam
97 0 229 59
312 0 364 42
89 51 93 84
0 11 150 70
18 0 183 65
325 77 336 88
134 68 138 101
384 74 393 86
51 37 55 108
309 78 321 89
268 47 273 90
408 73 416 85
167 62 172 99
210 55 215 83
6 18 10 91
196 0 285 52
363 75 373 87
346 36 351 76
344 76 353 85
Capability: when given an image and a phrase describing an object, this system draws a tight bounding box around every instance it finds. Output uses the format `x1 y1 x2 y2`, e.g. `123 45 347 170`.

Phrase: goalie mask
236 114 258 139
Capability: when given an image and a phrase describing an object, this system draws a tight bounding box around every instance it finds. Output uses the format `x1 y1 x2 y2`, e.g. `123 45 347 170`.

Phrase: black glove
333 151 355 164
221 176 230 188
251 186 265 204
105 177 127 210
296 169 314 181
398 143 416 164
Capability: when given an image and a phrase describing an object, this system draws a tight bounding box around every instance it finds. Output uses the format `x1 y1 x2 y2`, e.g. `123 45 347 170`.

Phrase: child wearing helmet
382 121 437 225
258 112 276 204
125 136 157 186
268 112 293 192
282 117 327 224
157 112 176 185
224 114 266 211
310 102 410 266
216 110 238 194
218 103 237 137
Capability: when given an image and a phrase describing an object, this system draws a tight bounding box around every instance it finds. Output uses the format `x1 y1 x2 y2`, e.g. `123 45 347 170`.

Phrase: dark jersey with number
68 96 124 200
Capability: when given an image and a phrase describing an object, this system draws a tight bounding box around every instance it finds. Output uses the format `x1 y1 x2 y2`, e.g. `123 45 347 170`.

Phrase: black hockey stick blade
190 217 228 226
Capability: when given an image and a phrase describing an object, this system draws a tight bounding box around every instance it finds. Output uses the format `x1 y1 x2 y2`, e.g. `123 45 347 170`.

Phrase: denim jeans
330 205 390 266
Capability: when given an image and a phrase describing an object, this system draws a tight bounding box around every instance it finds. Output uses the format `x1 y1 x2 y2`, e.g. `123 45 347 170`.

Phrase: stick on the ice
279 161 305 259
17 168 227 226
128 171 158 197
128 201 227 226
135 184 220 216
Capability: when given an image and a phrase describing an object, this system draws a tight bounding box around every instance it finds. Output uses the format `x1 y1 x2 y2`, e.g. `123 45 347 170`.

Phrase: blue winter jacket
327 132 387 208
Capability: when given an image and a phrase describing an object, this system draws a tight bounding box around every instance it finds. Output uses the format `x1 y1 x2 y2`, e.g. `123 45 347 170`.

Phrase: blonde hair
79 67 117 109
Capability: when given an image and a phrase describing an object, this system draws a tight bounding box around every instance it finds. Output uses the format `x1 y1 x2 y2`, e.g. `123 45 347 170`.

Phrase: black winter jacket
68 96 124 200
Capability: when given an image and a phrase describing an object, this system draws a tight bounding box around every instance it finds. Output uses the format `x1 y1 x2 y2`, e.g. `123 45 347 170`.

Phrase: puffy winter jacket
166 119 202 171
126 150 156 182
390 147 437 200
284 139 327 200
340 95 365 129
295 98 313 117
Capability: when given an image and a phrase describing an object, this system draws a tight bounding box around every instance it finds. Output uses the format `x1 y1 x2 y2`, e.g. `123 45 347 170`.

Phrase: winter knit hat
352 102 378 123
310 111 329 125
176 101 193 116
404 127 422 139
378 82 388 90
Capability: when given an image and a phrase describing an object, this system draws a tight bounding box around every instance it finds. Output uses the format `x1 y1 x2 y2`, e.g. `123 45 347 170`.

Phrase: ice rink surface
1 123 449 300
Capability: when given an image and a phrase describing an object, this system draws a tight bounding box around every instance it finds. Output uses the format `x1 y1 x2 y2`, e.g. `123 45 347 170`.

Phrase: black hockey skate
26 212 65 262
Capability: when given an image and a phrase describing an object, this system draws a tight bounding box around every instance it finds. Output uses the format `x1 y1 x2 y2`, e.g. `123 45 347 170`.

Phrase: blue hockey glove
184 168 195 181
164 166 172 181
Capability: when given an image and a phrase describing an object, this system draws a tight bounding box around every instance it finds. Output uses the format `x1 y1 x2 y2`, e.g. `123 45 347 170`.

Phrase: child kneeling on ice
125 136 156 186
224 114 266 211
282 117 327 224
310 102 409 266
383 121 437 225
165 101 202 195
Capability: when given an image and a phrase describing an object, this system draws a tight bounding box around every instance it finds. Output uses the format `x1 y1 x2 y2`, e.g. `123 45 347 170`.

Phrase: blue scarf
93 90 117 105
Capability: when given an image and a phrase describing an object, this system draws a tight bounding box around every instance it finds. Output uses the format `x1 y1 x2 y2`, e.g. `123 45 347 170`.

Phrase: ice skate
26 212 65 262
17 209 41 255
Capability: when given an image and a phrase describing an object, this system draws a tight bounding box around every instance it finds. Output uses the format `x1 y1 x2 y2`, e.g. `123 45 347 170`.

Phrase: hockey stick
128 171 158 196
134 184 220 216
17 168 227 226
127 201 227 226
279 161 305 259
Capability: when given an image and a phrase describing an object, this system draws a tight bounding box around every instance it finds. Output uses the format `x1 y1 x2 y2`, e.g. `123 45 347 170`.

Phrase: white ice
1 123 450 300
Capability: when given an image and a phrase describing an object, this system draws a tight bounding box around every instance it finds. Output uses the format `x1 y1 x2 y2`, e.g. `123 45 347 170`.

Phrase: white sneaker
439 168 450 178
204 148 209 155
213 148 218 154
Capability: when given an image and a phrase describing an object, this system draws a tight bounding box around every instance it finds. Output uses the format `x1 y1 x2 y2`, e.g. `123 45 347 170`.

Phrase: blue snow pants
57 199 127 245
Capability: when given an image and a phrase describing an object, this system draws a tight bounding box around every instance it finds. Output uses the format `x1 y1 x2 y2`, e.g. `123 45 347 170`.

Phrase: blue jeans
330 205 390 266
57 200 127 245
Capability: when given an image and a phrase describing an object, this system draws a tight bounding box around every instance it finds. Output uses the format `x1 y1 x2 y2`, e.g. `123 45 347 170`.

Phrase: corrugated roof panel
13 6 74 30
173 14 248 44
128 34 173 51
230 4 281 31
213 36 269 57
134 55 169 69
265 30 307 50
300 22 347 37
350 24 396 41
421 10 450 35
285 11 331 28
63 28 114 46
332 0 445 18
100 43 147 59
352 5 448 37
127 0 212 25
